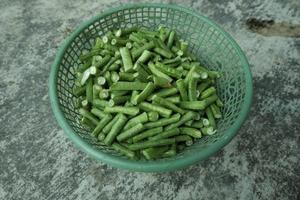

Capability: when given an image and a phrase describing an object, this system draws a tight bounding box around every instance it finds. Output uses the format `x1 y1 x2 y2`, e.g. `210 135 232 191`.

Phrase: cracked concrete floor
0 0 299 199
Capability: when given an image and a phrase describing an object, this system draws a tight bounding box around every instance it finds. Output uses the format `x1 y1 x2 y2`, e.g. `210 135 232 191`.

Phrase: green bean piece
148 62 172 83
205 107 216 129
176 79 188 101
111 71 120 83
73 86 86 97
104 71 112 86
102 114 121 135
200 72 208 80
104 114 128 145
152 95 185 114
210 103 222 119
179 94 218 110
132 82 155 105
120 47 133 72
144 113 181 129
208 71 221 79
180 127 202 138
99 89 109 99
175 135 193 146
111 95 130 105
111 37 127 46
197 81 211 94
74 97 83 109
81 67 91 85
153 47 173 58
130 90 139 104
136 50 153 63
216 97 224 107
148 87 178 100
147 111 159 122
119 72 136 81
108 60 121 71
99 55 121 75
112 142 135 158
132 41 155 60
102 35 109 43
200 86 216 99
185 120 193 126
128 138 175 151
96 76 106 86
79 49 101 62
149 128 180 141
139 102 172 118
188 74 199 101
78 60 92 73
167 30 175 48
93 99 114 109
79 108 99 125
132 127 163 143
110 82 148 91
202 118 210 127
129 33 144 44
91 114 112 137
154 37 172 52
165 111 196 130
162 56 181 65
93 54 111 69
153 75 171 88
92 84 101 99
158 26 170 42
142 147 169 160
191 121 204 129
162 148 177 158
117 123 144 142
110 90 129 98
180 40 188 54
123 112 148 130
165 96 181 104
81 117 96 129
126 42 133 49
184 66 199 86
133 63 150 82
104 106 140 116
155 62 182 79
91 107 106 119
81 99 89 109
201 126 216 135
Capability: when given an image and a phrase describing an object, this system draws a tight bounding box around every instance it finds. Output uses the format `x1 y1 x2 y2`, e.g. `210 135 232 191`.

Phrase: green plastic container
49 3 253 172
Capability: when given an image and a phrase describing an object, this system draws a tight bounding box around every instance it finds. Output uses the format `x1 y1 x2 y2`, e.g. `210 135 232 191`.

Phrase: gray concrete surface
0 0 299 199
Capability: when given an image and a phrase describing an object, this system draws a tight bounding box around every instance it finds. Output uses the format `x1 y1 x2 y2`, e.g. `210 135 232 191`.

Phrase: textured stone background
0 0 299 199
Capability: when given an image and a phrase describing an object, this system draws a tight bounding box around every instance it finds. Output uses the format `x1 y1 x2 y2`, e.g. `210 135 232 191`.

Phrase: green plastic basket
49 3 252 172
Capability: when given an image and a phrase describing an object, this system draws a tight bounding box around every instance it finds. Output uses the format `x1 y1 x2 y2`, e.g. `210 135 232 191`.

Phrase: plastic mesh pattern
52 4 251 168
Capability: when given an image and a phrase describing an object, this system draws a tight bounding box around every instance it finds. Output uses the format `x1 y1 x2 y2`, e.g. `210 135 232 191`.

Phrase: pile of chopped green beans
73 26 223 160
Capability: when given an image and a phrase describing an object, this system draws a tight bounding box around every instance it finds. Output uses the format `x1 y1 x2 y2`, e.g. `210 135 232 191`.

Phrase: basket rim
49 3 253 172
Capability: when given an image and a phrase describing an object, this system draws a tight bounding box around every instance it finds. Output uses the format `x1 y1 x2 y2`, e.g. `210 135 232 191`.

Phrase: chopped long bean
112 142 135 158
91 114 112 137
117 123 144 142
123 112 148 130
180 127 202 138
139 102 172 118
73 26 223 160
128 138 175 151
147 111 159 122
104 106 140 116
104 114 127 145
144 113 181 129
110 82 148 90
